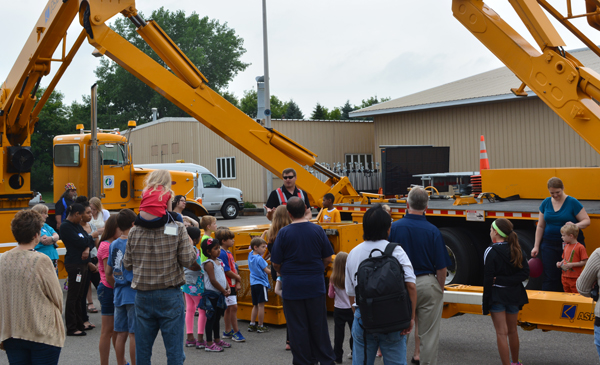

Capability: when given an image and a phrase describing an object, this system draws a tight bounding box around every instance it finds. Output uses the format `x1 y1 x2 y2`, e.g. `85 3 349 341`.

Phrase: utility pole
262 0 273 199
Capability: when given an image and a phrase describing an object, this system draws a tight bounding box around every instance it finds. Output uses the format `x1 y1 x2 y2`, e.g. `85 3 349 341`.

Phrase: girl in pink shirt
139 170 174 220
328 252 353 363
96 216 121 365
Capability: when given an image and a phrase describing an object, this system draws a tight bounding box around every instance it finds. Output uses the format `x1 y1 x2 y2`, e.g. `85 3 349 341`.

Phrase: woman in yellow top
0 210 65 364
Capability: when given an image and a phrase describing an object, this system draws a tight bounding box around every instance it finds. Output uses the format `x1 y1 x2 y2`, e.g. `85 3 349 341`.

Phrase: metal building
128 118 374 204
351 47 600 172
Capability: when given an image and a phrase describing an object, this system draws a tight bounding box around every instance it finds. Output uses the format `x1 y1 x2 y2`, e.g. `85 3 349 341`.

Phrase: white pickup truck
135 163 244 219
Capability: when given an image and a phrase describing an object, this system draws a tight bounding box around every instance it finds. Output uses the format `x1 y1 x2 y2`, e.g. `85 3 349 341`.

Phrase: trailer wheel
514 229 542 290
440 227 478 285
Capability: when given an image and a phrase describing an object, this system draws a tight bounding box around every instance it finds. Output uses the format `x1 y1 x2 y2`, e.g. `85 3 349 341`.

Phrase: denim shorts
97 283 114 316
490 302 519 314
114 304 136 333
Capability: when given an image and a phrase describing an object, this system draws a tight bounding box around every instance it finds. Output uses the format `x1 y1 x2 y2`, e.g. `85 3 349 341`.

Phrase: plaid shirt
122 221 196 291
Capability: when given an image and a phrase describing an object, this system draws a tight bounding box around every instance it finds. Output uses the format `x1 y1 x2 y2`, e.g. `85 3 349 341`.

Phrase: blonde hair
144 170 173 201
330 252 348 290
382 204 391 214
560 223 579 238
31 204 49 215
89 197 103 213
266 205 291 243
200 215 217 230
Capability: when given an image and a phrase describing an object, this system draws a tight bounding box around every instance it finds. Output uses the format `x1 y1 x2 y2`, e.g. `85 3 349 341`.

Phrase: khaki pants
415 274 444 365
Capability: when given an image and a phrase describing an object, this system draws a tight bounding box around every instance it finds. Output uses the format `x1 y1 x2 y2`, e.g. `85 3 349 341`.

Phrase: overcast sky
2 1 599 120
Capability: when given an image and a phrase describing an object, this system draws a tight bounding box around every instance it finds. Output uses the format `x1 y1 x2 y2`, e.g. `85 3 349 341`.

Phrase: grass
39 191 54 203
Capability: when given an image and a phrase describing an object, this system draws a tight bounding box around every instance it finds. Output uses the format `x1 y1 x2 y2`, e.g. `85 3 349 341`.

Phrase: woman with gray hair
32 203 60 272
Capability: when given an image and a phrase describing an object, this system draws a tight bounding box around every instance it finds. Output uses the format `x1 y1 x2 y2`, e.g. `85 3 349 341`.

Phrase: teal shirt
34 223 59 260
540 196 584 241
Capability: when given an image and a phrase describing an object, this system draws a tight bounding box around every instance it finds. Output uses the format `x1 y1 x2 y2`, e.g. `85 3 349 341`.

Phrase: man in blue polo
389 187 451 365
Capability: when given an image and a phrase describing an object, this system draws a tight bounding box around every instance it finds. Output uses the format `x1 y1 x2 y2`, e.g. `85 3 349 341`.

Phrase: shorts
490 302 519 314
114 304 136 333
251 284 268 305
97 282 114 316
226 293 237 306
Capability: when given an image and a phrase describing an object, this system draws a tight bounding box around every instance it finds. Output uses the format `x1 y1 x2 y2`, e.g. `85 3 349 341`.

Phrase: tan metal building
128 118 374 204
350 47 600 172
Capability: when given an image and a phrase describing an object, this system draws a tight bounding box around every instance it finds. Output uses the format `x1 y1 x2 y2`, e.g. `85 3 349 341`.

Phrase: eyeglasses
283 175 295 180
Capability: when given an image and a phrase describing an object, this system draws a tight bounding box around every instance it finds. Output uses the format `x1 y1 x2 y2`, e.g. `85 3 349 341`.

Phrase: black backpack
355 242 412 334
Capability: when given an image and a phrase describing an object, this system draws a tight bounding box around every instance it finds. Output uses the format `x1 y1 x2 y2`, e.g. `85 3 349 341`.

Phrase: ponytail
494 218 523 268
67 203 85 216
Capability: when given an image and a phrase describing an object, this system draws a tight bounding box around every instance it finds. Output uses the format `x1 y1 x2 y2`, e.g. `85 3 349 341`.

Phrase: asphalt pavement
1 215 599 364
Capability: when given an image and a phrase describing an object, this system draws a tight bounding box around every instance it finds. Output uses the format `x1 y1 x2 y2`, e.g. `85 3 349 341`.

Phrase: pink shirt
97 241 113 289
328 283 351 309
139 186 171 217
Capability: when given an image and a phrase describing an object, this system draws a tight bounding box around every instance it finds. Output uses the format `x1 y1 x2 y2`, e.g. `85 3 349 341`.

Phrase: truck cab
135 163 244 219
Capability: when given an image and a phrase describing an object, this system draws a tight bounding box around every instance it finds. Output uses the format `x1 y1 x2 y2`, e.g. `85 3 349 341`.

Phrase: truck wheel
440 227 478 285
514 229 542 290
221 201 239 219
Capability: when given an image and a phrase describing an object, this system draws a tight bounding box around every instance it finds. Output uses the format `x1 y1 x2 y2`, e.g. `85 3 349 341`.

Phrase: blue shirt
540 196 584 241
271 222 335 300
108 238 136 306
35 224 59 260
389 213 451 276
219 249 232 273
248 251 270 288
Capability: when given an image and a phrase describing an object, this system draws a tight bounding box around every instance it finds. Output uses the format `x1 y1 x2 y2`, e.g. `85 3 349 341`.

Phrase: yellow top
0 250 65 348
319 208 341 223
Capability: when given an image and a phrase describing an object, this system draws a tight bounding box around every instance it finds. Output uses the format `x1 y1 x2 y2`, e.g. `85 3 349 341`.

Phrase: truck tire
440 227 478 285
514 229 542 290
221 201 239 219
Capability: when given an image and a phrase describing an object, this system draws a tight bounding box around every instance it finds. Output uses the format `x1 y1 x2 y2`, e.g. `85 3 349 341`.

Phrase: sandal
411 358 420 365
87 303 98 313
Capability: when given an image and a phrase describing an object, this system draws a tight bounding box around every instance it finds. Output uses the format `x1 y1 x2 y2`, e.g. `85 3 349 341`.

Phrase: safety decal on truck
561 304 577 322
104 176 115 189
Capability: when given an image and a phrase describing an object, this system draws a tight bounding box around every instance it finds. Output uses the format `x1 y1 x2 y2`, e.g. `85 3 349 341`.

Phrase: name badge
164 223 178 236
76 274 82 283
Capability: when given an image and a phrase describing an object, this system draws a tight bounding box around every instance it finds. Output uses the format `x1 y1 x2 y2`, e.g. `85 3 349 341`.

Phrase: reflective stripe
275 187 304 206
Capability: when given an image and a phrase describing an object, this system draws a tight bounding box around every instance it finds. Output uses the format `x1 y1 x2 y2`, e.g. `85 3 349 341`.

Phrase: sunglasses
283 175 295 180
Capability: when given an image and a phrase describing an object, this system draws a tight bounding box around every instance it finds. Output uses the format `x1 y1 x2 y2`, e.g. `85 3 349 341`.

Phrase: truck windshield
54 145 80 166
100 144 127 165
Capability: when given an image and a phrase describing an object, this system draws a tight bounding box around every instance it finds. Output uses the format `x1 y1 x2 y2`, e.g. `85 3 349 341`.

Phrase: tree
30 89 78 192
329 107 342 120
269 95 287 119
219 91 240 109
240 90 257 118
283 99 304 119
94 8 249 126
341 100 356 120
357 96 391 110
311 103 329 120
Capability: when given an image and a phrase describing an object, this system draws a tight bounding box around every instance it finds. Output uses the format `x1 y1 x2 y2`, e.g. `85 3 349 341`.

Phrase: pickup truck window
202 174 219 188
54 145 80 166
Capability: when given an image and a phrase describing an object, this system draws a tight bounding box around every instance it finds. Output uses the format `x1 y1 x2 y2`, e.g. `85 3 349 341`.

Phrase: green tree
269 95 287 119
240 90 257 118
30 89 78 192
220 91 240 108
94 8 249 127
341 100 356 120
283 99 304 119
311 103 329 120
357 96 391 110
329 107 342 120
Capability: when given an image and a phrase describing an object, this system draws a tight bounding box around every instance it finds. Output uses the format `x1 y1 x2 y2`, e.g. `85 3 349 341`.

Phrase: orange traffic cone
480 135 490 170
378 187 383 195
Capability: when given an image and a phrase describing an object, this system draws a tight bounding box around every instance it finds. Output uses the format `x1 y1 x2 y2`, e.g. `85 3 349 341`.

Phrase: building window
345 153 373 169
161 144 168 155
216 157 236 179
172 143 179 154
151 145 158 156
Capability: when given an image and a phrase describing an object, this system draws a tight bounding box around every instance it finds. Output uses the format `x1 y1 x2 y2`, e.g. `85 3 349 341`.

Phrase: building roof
350 47 600 118
132 117 373 130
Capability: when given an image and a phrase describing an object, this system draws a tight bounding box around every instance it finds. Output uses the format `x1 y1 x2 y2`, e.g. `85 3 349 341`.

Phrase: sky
2 1 599 120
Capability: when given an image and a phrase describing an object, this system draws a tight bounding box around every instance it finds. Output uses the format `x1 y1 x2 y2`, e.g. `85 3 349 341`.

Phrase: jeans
135 288 186 365
351 307 407 365
595 325 600 360
2 338 61 365
541 240 564 292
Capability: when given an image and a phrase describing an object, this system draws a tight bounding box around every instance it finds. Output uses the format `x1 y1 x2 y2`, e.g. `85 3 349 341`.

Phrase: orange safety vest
276 187 306 206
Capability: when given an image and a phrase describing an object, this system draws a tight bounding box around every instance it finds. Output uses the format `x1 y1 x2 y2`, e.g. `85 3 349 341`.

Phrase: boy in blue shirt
107 209 137 365
248 237 271 333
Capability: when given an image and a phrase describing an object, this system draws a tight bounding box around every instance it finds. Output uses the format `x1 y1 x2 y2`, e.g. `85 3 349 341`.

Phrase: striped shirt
122 221 196 291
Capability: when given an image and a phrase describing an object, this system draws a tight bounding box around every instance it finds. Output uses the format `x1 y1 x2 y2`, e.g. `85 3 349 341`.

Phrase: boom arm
453 0 600 155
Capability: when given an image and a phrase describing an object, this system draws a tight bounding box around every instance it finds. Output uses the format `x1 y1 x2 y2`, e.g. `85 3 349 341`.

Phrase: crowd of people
1 171 599 364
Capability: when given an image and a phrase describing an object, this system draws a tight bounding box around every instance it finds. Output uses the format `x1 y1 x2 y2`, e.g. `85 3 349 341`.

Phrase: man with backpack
389 187 451 365
345 204 417 365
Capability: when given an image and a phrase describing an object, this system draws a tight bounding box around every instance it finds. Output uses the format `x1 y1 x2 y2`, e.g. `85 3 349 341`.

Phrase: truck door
200 173 223 213
99 143 132 207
